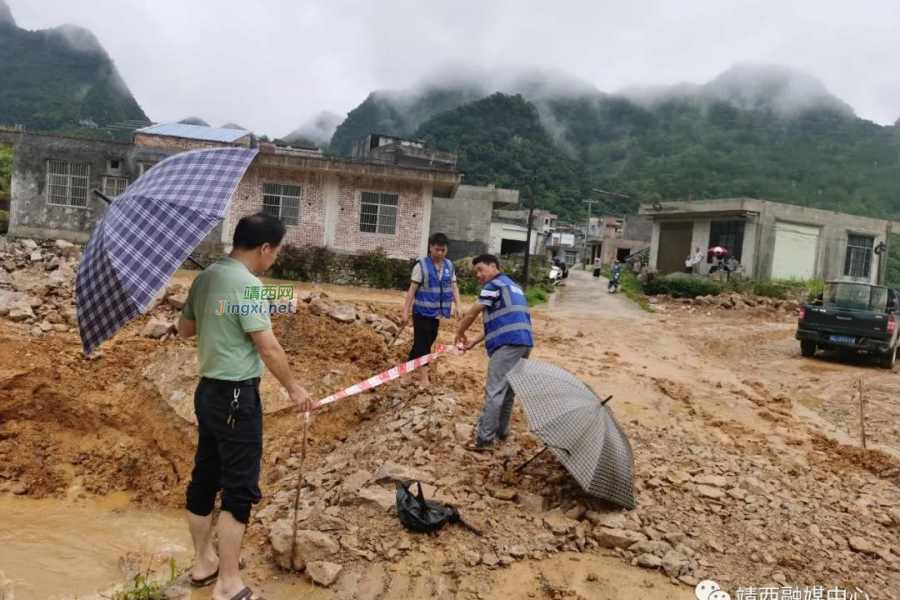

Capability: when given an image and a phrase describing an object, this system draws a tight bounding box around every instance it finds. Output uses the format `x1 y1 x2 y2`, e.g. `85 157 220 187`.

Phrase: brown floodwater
0 493 192 600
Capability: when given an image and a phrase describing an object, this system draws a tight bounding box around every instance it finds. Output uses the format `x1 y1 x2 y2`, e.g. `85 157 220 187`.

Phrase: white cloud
8 0 900 134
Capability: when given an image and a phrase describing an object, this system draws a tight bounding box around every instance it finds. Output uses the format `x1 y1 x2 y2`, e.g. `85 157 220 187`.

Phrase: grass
602 268 654 312
112 557 181 600
525 285 552 306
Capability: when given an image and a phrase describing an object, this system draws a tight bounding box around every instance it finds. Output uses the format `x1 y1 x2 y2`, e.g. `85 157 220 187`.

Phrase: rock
481 553 500 567
39 321 52 332
61 307 78 327
696 485 725 500
0 269 10 286
488 487 517 501
167 293 188 310
328 304 357 323
51 324 69 333
351 487 396 512
375 461 434 485
340 470 373 495
142 318 176 339
543 513 579 535
381 320 399 335
509 545 528 559
159 584 191 600
306 561 343 586
54 239 75 251
454 423 474 442
46 256 61 270
694 475 728 488
269 521 339 570
515 491 549 513
29 325 42 337
635 553 662 569
465 551 481 567
21 239 37 251
144 286 170 313
310 297 334 316
848 536 879 556
661 551 691 578
593 527 648 549
29 251 42 262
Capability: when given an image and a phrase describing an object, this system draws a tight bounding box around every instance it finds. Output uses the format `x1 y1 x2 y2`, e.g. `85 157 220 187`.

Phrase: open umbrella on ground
75 147 258 356
506 358 636 510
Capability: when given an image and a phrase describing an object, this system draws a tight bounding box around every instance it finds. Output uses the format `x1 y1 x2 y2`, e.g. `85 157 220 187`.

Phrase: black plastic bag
395 479 482 535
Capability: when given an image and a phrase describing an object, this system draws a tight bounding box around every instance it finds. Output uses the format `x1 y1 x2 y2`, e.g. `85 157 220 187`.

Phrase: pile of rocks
0 237 82 337
302 288 401 342
676 293 801 313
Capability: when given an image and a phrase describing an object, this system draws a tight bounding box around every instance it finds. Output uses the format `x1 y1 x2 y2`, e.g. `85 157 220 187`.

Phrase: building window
138 163 155 177
844 234 874 278
359 191 398 235
103 176 128 199
708 220 745 262
46 160 89 207
262 183 301 227
564 250 578 266
107 159 122 173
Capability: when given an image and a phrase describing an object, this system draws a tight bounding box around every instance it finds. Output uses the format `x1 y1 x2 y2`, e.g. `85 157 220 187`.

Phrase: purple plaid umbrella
75 147 258 356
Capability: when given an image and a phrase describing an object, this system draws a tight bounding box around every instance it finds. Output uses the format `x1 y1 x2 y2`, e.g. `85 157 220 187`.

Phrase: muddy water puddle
0 493 192 600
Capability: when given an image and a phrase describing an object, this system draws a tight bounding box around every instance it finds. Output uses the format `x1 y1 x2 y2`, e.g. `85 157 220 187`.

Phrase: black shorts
408 313 440 361
185 377 263 524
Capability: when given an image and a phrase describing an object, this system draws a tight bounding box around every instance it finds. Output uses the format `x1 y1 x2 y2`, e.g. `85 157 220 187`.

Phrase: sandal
463 440 494 453
189 558 246 587
228 587 268 600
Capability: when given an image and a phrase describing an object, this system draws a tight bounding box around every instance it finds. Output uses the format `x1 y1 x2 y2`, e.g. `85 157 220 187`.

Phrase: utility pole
521 172 538 288
582 197 599 269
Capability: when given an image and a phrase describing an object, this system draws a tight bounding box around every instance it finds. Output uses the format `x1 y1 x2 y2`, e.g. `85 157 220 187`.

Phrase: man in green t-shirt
177 212 311 600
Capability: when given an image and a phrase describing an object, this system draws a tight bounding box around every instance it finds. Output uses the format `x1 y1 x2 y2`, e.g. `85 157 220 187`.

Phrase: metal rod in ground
515 446 549 473
858 379 867 449
289 415 310 571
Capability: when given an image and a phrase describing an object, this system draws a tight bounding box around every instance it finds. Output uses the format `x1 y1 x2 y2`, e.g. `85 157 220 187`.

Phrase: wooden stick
289 415 310 571
859 379 867 449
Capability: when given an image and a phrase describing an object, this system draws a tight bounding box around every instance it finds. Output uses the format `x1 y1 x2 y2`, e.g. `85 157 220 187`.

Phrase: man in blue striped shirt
455 254 534 451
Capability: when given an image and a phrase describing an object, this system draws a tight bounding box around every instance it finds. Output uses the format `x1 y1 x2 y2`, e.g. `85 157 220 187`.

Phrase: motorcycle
549 264 566 286
607 270 621 293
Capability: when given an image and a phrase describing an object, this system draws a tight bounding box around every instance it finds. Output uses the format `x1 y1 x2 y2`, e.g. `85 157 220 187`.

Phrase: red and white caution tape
312 343 463 410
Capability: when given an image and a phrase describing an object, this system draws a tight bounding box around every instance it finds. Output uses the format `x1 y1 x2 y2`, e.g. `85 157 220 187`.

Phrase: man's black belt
201 376 261 387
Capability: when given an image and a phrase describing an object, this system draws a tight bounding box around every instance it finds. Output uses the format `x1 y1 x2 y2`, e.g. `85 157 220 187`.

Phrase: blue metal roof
135 123 251 143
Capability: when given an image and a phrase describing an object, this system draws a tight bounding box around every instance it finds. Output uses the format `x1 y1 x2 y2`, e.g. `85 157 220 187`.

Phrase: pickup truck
796 281 900 368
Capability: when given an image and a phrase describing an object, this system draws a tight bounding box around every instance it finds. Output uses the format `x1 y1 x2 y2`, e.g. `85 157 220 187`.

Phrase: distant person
609 259 623 292
177 213 312 600
455 255 534 452
552 257 569 281
684 254 694 274
692 247 705 274
400 232 462 393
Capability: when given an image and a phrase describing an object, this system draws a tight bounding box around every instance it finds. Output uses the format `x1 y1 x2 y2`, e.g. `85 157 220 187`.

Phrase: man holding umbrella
455 254 534 452
177 212 312 600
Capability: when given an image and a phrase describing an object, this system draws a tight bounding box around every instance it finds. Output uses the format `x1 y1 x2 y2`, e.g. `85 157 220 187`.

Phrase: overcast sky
9 0 900 135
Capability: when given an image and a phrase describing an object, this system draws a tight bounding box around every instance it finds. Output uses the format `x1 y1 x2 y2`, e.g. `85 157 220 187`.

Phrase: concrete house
639 197 899 284
5 125 460 260
584 215 652 267
429 184 519 257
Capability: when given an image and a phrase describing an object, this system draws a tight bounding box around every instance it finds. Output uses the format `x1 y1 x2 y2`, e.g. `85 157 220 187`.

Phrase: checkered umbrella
507 358 635 510
75 147 258 356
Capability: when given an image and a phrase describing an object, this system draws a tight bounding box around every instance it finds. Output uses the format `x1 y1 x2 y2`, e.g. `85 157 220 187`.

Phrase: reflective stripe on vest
413 258 454 318
482 274 534 356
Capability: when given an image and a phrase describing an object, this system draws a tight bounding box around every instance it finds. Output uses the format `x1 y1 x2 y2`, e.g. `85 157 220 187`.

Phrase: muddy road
1 266 899 599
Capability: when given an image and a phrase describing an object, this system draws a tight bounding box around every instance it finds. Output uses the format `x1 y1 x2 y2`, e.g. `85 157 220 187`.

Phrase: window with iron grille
707 220 745 262
844 234 874 278
103 176 128 199
46 160 89 207
359 191 399 235
262 183 301 227
138 163 156 177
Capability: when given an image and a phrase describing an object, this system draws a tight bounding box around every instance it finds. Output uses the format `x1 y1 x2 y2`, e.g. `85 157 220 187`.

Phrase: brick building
5 125 460 260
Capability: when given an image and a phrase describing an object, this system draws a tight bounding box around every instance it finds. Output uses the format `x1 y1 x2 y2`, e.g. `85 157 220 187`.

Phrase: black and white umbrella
507 358 636 510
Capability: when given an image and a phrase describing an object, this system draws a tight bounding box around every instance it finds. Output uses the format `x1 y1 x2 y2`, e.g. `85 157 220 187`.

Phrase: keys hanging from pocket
227 388 241 429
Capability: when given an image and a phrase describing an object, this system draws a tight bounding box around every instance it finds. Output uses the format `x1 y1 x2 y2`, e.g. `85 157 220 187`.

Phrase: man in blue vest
400 232 462 392
455 254 534 451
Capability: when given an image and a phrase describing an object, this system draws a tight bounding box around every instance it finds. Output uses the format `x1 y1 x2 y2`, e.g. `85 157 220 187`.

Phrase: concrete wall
429 184 519 258
9 134 179 242
623 215 652 241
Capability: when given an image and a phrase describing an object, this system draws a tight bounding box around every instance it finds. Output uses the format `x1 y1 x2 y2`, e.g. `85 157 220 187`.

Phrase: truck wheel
800 341 817 358
879 345 897 369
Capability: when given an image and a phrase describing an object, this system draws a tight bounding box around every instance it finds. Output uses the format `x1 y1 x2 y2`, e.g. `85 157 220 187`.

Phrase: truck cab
796 281 900 368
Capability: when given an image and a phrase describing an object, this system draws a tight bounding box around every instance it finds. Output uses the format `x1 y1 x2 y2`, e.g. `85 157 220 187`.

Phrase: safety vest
413 257 455 318
482 274 534 356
